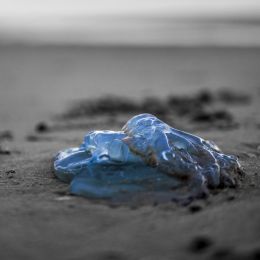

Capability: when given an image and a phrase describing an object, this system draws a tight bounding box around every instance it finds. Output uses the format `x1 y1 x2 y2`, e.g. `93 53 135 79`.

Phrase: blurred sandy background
0 0 260 138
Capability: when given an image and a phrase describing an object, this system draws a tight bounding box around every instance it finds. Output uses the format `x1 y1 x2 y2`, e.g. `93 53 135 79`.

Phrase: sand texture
0 46 260 260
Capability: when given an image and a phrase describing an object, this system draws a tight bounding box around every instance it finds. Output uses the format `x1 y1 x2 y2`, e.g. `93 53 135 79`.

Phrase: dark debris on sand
217 89 251 104
189 203 203 213
35 121 50 133
189 235 213 253
60 89 249 130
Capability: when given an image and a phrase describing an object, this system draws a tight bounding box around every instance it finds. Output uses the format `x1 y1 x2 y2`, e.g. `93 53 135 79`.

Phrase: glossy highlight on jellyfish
54 114 242 202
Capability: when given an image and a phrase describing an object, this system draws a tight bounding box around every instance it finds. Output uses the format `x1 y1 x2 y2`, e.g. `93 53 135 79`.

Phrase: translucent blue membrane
54 114 242 201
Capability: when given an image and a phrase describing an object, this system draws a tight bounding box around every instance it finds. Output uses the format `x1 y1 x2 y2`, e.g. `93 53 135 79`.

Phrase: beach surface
0 46 259 260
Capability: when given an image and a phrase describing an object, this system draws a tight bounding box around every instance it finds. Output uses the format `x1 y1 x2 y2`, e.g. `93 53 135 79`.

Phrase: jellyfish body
54 114 242 201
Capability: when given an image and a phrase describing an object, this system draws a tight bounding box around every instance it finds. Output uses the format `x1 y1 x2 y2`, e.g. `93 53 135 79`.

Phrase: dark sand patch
38 89 247 137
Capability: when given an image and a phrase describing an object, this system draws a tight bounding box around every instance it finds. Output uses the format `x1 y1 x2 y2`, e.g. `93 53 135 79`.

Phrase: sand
0 46 259 260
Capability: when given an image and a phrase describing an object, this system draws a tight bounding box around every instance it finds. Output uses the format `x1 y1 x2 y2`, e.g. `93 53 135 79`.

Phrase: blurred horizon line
1 12 260 47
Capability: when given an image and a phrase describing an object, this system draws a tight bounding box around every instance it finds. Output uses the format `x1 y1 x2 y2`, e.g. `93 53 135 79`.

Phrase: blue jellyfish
54 114 242 202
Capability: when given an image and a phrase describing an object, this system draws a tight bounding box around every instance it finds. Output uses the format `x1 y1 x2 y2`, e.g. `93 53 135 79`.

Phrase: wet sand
0 46 260 260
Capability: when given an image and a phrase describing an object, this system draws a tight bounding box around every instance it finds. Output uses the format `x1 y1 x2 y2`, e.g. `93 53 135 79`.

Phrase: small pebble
189 204 203 213
35 122 49 133
189 236 213 253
